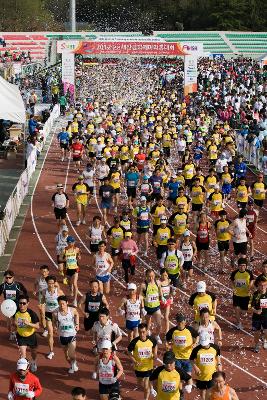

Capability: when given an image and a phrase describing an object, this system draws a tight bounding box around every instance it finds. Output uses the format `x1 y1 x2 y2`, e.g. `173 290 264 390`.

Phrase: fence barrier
0 104 60 256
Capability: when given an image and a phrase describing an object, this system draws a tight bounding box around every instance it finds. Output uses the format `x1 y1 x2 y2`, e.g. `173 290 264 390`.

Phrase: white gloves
141 308 147 317
92 372 97 380
7 392 14 400
111 376 117 384
150 388 157 397
184 384 192 393
26 392 35 399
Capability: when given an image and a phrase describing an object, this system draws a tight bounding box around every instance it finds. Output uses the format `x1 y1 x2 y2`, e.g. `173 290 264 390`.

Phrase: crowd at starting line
1 58 267 400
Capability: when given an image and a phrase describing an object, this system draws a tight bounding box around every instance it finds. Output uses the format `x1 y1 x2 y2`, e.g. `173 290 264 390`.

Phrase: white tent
0 76 26 123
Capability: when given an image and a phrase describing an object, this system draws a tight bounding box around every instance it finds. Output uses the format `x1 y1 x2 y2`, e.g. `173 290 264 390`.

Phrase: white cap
100 340 112 350
17 358 29 371
199 332 210 347
128 283 137 290
197 281 206 293
183 230 190 237
140 196 147 201
214 184 220 189
160 215 167 222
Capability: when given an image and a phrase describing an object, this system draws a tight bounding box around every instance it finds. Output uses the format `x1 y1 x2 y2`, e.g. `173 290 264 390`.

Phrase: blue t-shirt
58 131 70 144
125 172 139 187
149 175 163 193
167 181 179 199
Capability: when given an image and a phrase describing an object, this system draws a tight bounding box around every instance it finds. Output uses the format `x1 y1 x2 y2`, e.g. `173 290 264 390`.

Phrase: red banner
74 41 192 56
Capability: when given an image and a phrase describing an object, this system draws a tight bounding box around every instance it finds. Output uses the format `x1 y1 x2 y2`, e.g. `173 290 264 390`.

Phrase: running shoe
30 361 37 372
42 329 48 337
263 340 267 350
253 344 260 353
72 299 77 307
155 335 162 345
68 361 78 373
76 220 81 226
236 322 243 330
9 332 16 341
81 219 86 225
150 388 157 397
47 352 55 360
143 251 148 257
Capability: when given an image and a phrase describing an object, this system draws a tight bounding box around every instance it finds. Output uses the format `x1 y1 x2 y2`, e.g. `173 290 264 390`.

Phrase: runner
79 279 109 336
190 332 222 400
53 295 79 373
180 230 197 282
63 236 81 306
109 165 122 213
8 358 42 400
168 205 189 240
230 258 254 330
99 177 115 225
55 225 69 275
128 323 158 400
93 339 123 400
13 295 39 372
198 308 223 347
57 127 70 162
228 209 252 266
234 176 250 210
190 178 206 224
41 275 64 359
159 268 174 334
94 241 114 295
195 213 211 271
166 313 198 375
214 211 232 273
125 164 139 209
205 371 239 400
33 265 49 335
189 281 217 327
160 238 184 288
87 215 106 253
107 216 125 269
250 172 267 217
132 196 151 256
153 217 175 265
91 308 122 352
149 350 192 400
72 175 90 226
246 199 258 261
250 278 267 352
207 184 223 219
119 231 138 283
82 163 95 204
51 184 69 227
0 270 28 340
141 269 163 344
71 137 84 173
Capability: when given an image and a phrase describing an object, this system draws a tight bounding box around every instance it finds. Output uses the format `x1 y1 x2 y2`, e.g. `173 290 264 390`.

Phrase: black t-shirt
251 291 267 319
99 184 114 201
0 281 27 302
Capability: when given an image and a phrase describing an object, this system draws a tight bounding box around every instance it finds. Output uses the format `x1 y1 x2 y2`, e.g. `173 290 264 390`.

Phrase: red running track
1 129 267 400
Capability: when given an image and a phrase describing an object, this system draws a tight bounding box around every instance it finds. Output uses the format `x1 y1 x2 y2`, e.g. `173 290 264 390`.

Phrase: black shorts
168 273 180 287
195 379 213 390
57 255 65 265
163 147 171 157
233 241 247 256
88 187 94 194
209 159 217 165
90 243 99 253
252 317 267 331
137 226 149 234
183 261 193 271
237 201 247 209
127 187 137 198
114 188 120 194
111 248 120 257
233 295 250 310
16 333 37 348
121 159 129 165
192 203 203 212
156 245 168 260
254 199 263 208
88 152 96 158
99 381 119 395
60 143 69 150
73 156 81 162
45 312 53 321
196 240 209 251
59 336 76 346
54 207 67 220
151 192 161 201
135 369 153 378
66 268 78 277
184 178 192 187
84 314 99 331
218 240 229 252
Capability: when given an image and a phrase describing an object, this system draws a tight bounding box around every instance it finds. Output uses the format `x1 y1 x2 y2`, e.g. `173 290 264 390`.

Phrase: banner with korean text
184 55 198 95
62 51 75 102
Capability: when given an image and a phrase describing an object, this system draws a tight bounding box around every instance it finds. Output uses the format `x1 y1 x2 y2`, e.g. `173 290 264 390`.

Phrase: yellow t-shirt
231 269 253 297
156 367 181 400
175 196 190 213
167 327 195 359
108 227 124 249
236 184 248 203
191 344 219 381
183 164 195 180
155 227 173 245
110 172 121 189
73 183 88 205
209 192 223 211
205 176 217 194
215 219 231 241
252 182 265 200
15 309 38 337
190 293 215 322
208 145 218 160
152 205 166 226
129 337 156 371
170 213 188 236
64 247 79 270
191 185 205 205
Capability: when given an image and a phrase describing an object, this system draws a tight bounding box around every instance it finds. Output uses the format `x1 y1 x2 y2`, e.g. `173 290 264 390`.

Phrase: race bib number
235 279 247 288
17 317 26 328
128 180 136 187
15 383 29 396
260 298 267 308
138 347 152 359
147 294 158 303
140 212 149 220
162 381 176 393
198 303 209 311
200 354 214 365
166 261 177 270
103 191 110 198
5 290 16 300
88 301 100 312
173 335 186 346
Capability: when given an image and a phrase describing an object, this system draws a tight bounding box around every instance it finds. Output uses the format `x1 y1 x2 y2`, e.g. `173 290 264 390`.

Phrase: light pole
70 0 76 32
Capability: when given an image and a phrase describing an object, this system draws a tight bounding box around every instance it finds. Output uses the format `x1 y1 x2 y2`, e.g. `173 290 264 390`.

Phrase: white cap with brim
183 230 190 237
140 196 147 201
197 281 206 293
128 283 137 290
100 340 112 350
199 332 210 347
17 358 29 371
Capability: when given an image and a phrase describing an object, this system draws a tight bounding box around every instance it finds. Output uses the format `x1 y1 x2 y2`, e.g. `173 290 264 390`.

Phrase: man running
51 184 69 227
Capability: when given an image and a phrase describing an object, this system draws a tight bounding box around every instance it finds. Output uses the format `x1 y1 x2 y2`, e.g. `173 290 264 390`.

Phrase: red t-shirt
9 372 42 400
71 142 83 158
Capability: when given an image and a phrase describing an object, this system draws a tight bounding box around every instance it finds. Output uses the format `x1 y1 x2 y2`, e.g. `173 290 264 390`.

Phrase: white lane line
221 355 267 387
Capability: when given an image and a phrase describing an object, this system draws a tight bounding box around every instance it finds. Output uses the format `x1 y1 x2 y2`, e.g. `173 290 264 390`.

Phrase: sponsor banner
62 51 75 101
184 55 198 95
58 40 203 56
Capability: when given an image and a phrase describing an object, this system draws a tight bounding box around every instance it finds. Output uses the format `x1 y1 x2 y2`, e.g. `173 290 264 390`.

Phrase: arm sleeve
128 337 138 352
230 270 236 282
149 366 163 381
175 367 191 382
188 326 199 338
51 193 56 201
189 293 197 306
72 183 77 191
28 309 39 324
190 345 200 360
165 327 175 342
64 192 69 200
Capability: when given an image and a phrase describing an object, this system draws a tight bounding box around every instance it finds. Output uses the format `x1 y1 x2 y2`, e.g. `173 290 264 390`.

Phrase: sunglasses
19 302 27 305
5 276 13 279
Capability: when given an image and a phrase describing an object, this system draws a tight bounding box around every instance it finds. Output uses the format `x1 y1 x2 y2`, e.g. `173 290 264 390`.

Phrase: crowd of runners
1 57 267 400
